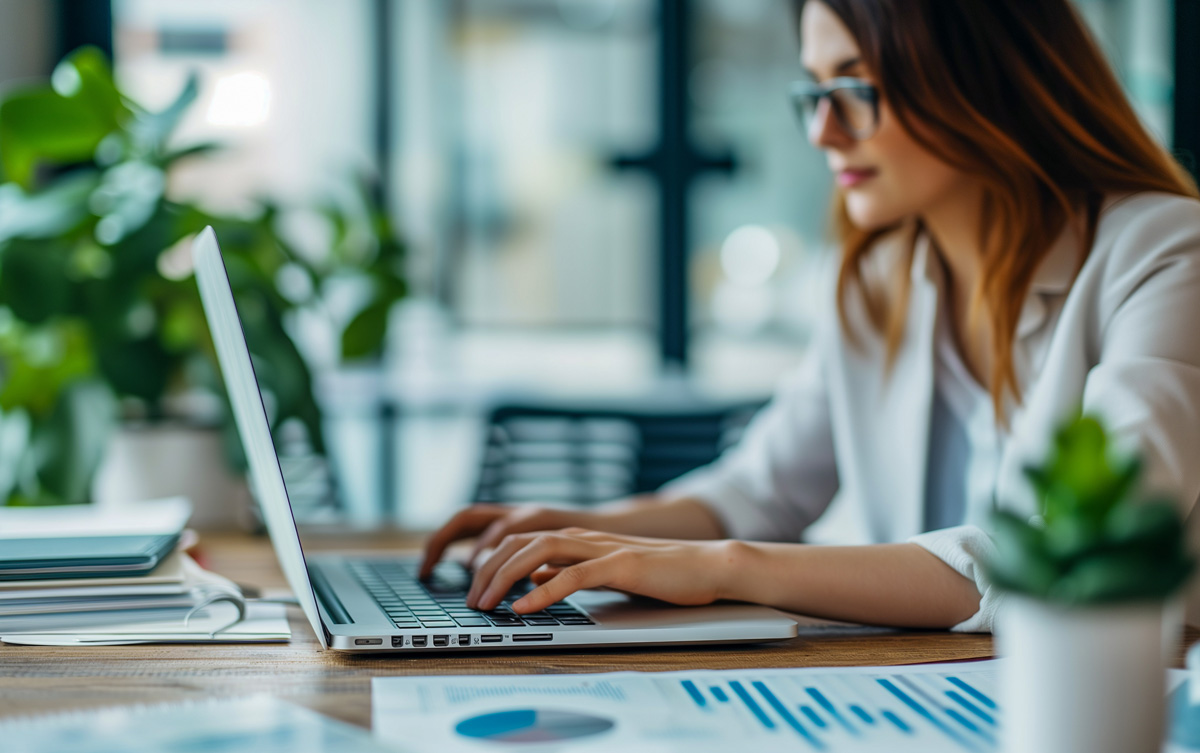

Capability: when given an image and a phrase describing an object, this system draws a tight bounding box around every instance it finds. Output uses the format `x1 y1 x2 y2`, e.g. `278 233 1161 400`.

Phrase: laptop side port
511 633 553 642
411 635 428 647
432 635 449 647
458 635 471 646
480 634 502 643
355 638 382 646
391 636 405 647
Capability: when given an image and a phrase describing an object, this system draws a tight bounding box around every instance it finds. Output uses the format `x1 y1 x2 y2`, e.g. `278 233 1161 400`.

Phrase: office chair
470 397 766 506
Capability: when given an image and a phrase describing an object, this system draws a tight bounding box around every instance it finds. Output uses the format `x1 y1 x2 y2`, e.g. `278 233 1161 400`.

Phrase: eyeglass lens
797 87 877 139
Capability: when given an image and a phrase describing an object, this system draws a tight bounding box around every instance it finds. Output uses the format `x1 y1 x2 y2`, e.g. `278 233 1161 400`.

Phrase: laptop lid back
193 226 328 648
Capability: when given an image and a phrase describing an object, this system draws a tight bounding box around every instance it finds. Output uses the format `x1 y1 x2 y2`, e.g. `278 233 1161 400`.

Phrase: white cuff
908 525 1004 633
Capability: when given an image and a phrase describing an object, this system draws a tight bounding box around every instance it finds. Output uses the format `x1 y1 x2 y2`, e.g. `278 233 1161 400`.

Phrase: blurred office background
0 0 1195 529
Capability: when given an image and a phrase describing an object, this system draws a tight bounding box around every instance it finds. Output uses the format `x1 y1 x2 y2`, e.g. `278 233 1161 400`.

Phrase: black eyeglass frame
789 77 881 141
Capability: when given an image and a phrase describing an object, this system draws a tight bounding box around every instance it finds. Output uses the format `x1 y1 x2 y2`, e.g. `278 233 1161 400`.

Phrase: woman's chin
844 192 908 231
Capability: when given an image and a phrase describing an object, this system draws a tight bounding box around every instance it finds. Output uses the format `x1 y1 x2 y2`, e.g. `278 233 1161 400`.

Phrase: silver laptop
193 226 797 652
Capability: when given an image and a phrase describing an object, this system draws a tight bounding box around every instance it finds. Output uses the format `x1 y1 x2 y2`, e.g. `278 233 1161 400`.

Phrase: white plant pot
997 597 1179 753
92 423 254 532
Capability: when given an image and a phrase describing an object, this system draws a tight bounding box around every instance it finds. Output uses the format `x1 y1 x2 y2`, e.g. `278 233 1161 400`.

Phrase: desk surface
0 531 1188 730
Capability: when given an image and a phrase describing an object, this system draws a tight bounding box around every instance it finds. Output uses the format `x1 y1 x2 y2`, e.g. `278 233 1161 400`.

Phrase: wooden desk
0 531 1184 730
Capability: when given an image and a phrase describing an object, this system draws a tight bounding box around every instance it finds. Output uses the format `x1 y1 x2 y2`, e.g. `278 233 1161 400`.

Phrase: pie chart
454 709 615 744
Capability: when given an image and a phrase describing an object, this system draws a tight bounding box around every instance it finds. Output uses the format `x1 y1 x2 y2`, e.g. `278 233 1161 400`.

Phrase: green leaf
160 142 221 167
985 510 1059 598
0 237 74 323
28 379 115 504
0 47 128 188
54 47 127 128
0 89 107 187
94 336 173 403
1052 551 1194 604
128 74 200 158
341 299 392 361
0 172 98 242
0 321 95 418
1104 500 1186 551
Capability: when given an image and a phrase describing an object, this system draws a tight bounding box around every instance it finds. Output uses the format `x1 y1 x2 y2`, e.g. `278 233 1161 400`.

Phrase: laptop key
418 620 457 628
488 617 525 627
453 617 492 627
523 617 559 625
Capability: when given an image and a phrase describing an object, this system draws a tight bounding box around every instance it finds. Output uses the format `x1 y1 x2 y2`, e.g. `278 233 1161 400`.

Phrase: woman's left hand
465 528 744 614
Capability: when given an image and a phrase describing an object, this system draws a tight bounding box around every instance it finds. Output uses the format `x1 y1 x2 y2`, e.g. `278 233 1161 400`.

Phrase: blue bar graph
882 710 913 734
680 680 706 708
750 681 824 750
728 681 775 730
947 677 997 710
800 705 827 728
849 705 874 725
665 668 1000 750
806 687 859 736
878 679 980 751
946 690 995 726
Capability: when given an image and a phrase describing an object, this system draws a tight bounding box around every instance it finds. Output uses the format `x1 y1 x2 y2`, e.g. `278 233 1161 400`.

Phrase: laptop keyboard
347 559 595 630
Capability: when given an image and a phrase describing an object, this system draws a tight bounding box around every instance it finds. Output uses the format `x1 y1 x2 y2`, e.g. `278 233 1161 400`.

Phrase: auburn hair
795 0 1198 419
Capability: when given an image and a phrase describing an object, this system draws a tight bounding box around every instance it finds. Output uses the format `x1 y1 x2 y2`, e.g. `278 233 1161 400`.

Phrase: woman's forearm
721 541 982 629
592 495 728 540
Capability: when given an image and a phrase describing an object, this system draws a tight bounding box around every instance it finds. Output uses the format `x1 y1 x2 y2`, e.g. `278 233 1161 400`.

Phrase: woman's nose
808 97 852 150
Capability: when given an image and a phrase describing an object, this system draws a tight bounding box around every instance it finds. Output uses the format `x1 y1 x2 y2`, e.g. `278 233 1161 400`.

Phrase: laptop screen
193 227 330 647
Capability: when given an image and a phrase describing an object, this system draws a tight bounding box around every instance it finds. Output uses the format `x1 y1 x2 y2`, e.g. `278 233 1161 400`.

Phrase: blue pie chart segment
455 709 615 744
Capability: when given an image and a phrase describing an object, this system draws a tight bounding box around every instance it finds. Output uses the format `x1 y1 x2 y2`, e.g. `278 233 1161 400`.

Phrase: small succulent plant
986 414 1194 604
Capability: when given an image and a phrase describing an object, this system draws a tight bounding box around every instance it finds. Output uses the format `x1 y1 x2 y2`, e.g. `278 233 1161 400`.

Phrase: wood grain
0 531 1188 731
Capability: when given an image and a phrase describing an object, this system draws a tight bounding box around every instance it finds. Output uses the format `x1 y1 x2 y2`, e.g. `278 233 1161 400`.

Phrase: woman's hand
465 528 745 614
419 504 604 578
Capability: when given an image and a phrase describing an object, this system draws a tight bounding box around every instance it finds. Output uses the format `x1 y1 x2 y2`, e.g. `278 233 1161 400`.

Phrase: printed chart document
1 695 401 753
374 660 1004 752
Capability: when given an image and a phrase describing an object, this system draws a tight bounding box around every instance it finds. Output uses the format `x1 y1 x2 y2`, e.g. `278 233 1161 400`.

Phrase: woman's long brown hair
798 0 1198 419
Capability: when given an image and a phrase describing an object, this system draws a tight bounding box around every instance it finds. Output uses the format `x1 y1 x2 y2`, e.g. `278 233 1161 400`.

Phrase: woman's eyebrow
801 56 863 81
834 57 864 75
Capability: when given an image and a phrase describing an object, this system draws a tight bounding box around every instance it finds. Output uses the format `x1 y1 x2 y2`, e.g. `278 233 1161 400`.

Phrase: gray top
923 386 970 532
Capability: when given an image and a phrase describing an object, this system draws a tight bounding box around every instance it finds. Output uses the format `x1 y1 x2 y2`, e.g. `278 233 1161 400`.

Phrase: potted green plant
0 47 406 524
986 413 1194 753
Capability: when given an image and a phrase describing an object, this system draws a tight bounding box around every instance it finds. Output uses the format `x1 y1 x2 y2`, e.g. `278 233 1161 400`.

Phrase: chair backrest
471 398 766 505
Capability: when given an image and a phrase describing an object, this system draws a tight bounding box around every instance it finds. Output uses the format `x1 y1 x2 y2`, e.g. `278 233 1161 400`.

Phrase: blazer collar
914 222 1081 340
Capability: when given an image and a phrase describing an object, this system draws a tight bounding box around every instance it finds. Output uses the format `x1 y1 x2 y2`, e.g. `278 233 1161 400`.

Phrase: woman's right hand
418 504 601 578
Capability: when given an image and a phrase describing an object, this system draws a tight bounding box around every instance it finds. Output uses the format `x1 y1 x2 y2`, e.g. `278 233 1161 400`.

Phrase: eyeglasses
789 77 880 141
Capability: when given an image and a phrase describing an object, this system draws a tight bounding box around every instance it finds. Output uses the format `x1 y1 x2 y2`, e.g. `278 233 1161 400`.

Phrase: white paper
374 660 1004 753
0 601 291 645
0 497 191 538
0 553 239 620
0 694 403 753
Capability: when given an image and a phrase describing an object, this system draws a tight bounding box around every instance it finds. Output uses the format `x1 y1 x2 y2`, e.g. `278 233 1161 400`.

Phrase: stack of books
0 499 289 645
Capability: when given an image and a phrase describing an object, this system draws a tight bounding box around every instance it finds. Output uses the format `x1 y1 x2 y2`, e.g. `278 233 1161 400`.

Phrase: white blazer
663 192 1200 632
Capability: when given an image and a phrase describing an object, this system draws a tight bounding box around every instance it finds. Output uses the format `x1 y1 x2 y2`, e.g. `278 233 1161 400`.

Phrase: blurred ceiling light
713 281 773 333
206 71 271 128
720 224 781 287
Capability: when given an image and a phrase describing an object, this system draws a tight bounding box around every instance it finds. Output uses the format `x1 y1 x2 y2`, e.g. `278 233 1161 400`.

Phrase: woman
420 0 1200 631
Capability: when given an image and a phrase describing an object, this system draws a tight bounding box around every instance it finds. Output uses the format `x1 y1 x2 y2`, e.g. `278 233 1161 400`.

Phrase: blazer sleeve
658 316 840 542
1082 196 1200 512
913 194 1200 634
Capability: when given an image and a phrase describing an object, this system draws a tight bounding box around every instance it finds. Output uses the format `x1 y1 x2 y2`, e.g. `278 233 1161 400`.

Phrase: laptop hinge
308 565 353 625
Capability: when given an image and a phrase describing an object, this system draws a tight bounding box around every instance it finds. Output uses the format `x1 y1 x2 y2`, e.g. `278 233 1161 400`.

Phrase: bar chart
669 667 999 751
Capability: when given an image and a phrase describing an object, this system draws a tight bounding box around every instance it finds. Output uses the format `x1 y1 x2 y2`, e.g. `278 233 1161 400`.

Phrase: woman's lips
837 168 878 188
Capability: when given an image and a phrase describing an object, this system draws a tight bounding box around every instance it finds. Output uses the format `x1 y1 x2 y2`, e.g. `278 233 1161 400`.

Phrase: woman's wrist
709 539 763 602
